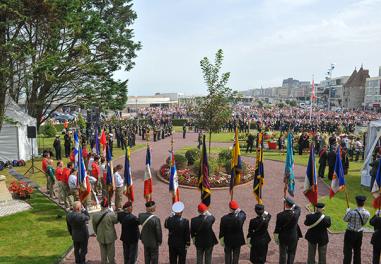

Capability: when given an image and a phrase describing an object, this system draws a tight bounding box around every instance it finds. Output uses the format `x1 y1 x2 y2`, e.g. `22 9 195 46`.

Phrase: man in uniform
191 203 218 264
93 198 118 264
139 201 162 264
219 200 246 264
370 209 381 264
64 131 71 158
247 204 271 264
246 133 255 153
53 135 62 160
318 145 328 178
274 197 302 264
304 203 331 264
66 201 90 264
327 147 336 180
164 201 190 264
182 123 186 139
118 201 140 264
343 195 370 264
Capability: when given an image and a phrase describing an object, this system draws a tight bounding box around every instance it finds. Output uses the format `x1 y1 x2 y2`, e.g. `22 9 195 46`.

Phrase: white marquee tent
362 120 381 187
0 97 38 161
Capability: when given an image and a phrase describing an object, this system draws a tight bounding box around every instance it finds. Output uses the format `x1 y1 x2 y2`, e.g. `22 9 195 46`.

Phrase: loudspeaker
27 126 37 139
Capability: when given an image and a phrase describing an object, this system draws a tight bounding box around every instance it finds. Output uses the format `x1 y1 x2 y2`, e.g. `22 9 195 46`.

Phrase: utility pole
327 63 335 110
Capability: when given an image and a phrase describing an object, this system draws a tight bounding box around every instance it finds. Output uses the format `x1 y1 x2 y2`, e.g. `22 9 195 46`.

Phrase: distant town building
319 76 349 109
364 66 381 110
342 67 369 109
125 93 181 112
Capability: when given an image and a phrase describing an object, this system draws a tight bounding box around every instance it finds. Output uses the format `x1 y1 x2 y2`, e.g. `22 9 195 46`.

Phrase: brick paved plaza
63 132 372 264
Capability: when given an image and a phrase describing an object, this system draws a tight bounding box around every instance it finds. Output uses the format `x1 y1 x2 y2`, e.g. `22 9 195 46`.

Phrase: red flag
100 129 107 146
311 79 316 101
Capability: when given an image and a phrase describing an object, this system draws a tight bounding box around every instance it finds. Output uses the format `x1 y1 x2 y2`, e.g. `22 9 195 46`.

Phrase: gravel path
63 131 372 264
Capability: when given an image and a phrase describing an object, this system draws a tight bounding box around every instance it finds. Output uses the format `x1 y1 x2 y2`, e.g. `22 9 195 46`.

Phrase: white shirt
87 157 94 172
114 171 124 187
68 174 77 189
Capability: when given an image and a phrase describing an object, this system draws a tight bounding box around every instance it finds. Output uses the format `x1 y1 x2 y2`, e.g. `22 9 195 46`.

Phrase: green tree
2 0 141 130
195 49 233 152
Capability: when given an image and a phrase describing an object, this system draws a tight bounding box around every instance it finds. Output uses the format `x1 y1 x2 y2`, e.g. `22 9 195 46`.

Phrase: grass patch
0 192 72 264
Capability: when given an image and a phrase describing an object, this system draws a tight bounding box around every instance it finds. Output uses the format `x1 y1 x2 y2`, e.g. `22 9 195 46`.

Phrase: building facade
364 67 381 110
342 67 369 109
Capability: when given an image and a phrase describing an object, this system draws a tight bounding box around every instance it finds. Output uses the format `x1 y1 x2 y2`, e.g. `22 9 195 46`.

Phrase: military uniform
274 198 302 264
165 202 190 264
247 205 271 264
370 212 381 264
304 203 331 264
219 201 246 264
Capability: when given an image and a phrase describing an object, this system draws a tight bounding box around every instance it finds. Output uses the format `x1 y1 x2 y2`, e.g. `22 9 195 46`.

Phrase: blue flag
285 133 295 196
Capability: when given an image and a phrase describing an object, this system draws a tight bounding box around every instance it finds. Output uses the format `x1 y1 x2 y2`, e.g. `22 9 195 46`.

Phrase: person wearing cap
370 209 381 264
164 201 190 264
247 204 271 264
343 195 370 264
274 197 302 264
118 201 140 264
219 200 246 264
190 203 218 264
138 200 162 264
66 201 90 264
92 198 118 264
53 135 62 160
304 203 331 264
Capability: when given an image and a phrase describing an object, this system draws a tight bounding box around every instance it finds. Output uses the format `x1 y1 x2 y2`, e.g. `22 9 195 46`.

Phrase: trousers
169 246 187 264
144 246 158 264
279 240 298 264
224 246 240 264
196 247 213 264
373 245 381 264
250 241 269 264
123 242 138 264
307 242 327 264
73 240 88 264
99 242 115 264
343 230 363 264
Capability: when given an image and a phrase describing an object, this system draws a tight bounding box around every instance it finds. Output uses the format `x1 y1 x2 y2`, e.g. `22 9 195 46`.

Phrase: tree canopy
0 0 141 130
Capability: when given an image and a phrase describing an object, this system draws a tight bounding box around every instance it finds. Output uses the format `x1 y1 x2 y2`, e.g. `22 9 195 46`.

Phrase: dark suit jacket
138 212 162 248
66 210 89 242
219 210 246 247
191 214 218 249
164 215 190 249
304 212 331 245
274 205 302 244
319 150 328 165
327 151 336 167
247 213 271 245
118 211 140 244
370 215 381 245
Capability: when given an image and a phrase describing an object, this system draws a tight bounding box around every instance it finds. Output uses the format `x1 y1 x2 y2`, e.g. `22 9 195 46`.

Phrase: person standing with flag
253 131 264 204
199 135 211 207
144 144 153 202
113 164 124 211
343 196 370 264
284 133 295 197
124 146 134 203
304 144 318 206
304 203 331 264
230 128 242 200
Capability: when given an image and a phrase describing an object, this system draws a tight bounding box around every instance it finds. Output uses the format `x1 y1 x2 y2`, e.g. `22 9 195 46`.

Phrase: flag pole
344 188 350 208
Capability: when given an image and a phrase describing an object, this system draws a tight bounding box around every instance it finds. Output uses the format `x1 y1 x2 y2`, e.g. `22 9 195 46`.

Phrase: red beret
229 200 239 210
198 203 207 213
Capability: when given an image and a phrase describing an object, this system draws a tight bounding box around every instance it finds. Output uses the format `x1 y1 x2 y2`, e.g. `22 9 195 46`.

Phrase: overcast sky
115 0 381 96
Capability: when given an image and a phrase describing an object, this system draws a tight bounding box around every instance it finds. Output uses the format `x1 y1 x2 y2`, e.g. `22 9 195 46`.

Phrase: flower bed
8 180 34 200
160 163 255 188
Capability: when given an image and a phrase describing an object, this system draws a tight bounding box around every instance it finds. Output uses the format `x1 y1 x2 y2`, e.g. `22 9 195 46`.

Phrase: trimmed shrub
42 122 57 137
174 154 187 170
185 148 200 165
218 149 232 163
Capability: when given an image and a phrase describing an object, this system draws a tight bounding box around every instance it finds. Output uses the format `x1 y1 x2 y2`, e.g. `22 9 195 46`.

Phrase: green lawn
0 192 72 264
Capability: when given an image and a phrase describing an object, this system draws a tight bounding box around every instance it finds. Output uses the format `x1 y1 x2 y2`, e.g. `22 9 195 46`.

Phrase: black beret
145 201 155 208
316 203 325 209
255 204 264 212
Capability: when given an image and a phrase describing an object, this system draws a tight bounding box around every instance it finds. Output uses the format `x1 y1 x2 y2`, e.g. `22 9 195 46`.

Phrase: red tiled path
63 132 372 264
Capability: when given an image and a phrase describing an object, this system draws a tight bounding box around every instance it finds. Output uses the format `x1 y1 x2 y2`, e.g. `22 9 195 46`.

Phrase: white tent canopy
0 96 38 161
362 120 381 187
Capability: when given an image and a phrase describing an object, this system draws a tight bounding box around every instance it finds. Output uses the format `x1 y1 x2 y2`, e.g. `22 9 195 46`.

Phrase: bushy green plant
218 149 232 163
192 156 219 175
77 114 86 129
174 154 187 170
185 148 200 165
42 122 57 137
